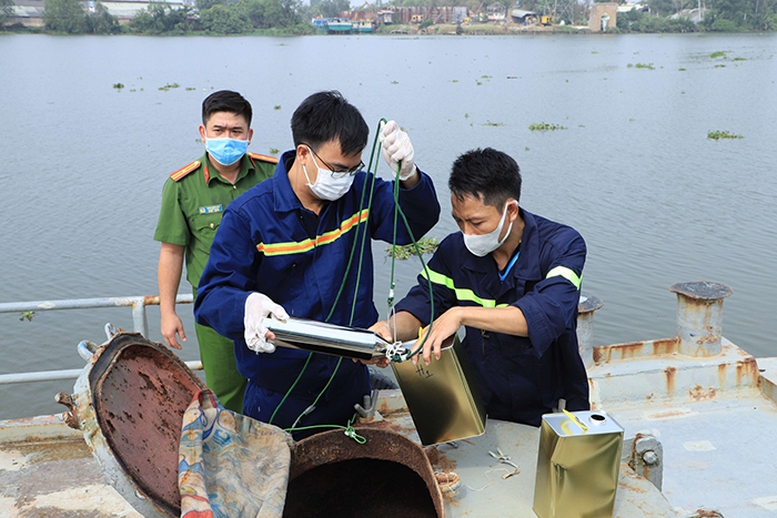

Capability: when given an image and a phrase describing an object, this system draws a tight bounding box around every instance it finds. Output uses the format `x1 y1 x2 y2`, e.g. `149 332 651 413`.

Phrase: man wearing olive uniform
154 90 275 413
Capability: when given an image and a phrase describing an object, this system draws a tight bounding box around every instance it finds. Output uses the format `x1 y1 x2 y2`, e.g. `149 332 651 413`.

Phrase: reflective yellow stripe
257 209 369 256
420 268 508 308
546 266 582 289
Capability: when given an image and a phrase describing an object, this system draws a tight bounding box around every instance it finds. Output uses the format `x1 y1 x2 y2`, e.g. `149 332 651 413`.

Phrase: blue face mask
206 138 248 166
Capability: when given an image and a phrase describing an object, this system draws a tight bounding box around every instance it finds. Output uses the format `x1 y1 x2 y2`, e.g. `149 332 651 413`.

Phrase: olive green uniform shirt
154 152 277 289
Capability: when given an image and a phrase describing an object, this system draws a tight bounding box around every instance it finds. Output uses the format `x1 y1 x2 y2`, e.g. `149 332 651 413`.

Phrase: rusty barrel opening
286 427 444 518
89 333 205 515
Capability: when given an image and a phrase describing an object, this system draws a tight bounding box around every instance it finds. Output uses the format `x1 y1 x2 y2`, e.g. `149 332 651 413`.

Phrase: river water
1 32 775 419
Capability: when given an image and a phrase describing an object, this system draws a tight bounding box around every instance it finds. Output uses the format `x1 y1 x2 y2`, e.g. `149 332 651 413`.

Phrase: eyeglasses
304 144 364 178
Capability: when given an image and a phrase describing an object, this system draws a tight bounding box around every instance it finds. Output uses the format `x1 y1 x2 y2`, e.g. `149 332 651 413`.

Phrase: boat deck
613 394 777 517
2 341 776 517
0 415 141 517
0 410 675 518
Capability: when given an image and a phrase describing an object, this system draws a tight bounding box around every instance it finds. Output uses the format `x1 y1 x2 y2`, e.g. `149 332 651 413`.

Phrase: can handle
562 409 589 434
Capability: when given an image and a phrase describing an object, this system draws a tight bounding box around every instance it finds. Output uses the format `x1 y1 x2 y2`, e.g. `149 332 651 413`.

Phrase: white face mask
302 150 355 201
462 201 515 257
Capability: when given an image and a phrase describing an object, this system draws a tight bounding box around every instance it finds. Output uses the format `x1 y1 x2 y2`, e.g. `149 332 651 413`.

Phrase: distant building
4 0 187 27
670 6 705 23
7 0 44 27
377 9 393 24
588 2 617 31
452 6 467 24
487 2 506 22
511 8 537 24
389 6 469 24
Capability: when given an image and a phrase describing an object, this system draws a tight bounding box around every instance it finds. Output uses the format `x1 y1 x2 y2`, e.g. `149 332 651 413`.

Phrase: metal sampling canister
533 410 624 518
266 317 390 361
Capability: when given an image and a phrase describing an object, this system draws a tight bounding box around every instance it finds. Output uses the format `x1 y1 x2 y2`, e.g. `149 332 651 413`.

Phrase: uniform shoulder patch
170 160 201 182
249 153 279 164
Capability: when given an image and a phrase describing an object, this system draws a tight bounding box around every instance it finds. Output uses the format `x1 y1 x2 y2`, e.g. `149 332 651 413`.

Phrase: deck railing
0 294 202 385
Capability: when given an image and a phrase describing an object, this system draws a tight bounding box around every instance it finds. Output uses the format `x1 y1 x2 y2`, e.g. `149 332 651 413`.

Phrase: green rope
268 351 312 425
387 163 400 311
384 160 436 362
348 122 383 325
284 413 367 444
279 121 384 430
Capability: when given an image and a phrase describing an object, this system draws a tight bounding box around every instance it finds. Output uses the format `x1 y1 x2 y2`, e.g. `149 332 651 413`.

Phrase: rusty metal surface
57 332 204 517
594 338 679 364
288 427 444 518
758 357 777 404
670 281 733 357
590 341 762 412
578 294 604 314
669 281 733 301
79 332 205 517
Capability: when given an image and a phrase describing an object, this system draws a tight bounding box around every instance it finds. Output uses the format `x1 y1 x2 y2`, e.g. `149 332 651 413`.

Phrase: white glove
380 120 416 181
243 292 289 353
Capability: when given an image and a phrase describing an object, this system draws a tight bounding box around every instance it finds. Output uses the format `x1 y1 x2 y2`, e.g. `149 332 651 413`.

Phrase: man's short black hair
291 91 368 156
449 148 522 208
202 90 252 127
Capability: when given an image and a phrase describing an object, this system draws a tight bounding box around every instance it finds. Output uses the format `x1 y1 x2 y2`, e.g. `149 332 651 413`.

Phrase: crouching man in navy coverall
194 91 440 438
372 148 589 426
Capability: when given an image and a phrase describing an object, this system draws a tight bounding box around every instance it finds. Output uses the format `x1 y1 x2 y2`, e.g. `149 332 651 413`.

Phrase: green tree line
3 0 774 34
617 0 777 31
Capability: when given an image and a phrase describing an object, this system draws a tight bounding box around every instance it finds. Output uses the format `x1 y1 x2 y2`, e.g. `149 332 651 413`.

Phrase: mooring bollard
577 294 604 369
668 281 733 357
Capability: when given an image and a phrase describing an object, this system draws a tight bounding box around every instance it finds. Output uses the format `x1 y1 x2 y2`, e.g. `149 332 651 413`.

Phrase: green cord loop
284 414 367 445
385 158 436 363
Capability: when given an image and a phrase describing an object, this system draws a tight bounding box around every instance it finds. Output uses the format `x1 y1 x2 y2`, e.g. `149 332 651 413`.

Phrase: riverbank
3 19 774 36
387 23 589 36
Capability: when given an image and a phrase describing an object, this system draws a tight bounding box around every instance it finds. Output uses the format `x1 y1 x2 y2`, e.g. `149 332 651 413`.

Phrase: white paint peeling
28 484 142 516
682 440 716 452
0 448 28 472
642 407 698 420
753 495 777 511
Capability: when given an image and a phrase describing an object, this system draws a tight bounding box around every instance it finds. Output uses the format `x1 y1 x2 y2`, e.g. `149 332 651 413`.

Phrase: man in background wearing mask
372 147 589 427
194 90 440 437
154 90 277 413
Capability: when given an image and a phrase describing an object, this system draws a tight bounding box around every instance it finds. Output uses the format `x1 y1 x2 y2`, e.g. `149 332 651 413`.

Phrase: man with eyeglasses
195 91 440 437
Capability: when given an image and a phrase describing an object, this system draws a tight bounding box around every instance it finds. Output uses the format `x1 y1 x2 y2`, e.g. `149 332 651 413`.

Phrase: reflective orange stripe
256 209 369 256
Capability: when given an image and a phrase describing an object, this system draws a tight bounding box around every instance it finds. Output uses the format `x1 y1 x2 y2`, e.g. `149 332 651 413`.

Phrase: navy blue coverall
394 208 590 426
195 150 440 436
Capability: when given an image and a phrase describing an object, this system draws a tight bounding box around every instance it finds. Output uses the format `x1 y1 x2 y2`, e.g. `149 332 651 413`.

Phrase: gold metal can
391 335 486 446
533 410 624 518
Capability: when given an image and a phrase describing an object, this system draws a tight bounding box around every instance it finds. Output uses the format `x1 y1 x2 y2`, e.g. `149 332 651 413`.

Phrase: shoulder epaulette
169 160 201 182
249 153 279 164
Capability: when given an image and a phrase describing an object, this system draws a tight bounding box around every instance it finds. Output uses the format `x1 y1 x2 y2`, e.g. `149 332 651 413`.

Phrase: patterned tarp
179 389 293 518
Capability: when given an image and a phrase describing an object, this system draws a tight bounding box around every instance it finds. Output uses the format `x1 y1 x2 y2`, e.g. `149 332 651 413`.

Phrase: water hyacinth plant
707 130 743 140
529 122 567 131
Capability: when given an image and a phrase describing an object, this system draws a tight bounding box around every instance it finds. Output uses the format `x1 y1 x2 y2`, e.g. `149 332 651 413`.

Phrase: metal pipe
669 281 733 357
0 292 198 388
132 299 149 339
0 293 193 322
577 294 604 369
0 369 85 384
0 360 203 386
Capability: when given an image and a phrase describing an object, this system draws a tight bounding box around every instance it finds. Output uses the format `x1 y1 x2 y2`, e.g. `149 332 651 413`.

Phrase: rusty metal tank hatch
58 331 206 517
286 427 444 518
